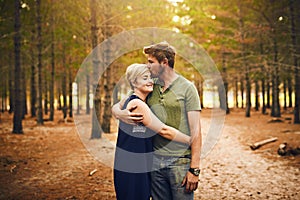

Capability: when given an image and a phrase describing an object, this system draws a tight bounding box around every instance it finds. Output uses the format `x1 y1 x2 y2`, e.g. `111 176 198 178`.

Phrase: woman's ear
131 81 137 88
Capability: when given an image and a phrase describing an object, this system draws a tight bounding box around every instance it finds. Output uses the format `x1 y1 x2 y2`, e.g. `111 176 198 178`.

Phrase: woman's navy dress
114 95 154 200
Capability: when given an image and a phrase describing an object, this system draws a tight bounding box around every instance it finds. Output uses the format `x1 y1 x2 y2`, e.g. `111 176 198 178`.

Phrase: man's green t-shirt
147 75 201 157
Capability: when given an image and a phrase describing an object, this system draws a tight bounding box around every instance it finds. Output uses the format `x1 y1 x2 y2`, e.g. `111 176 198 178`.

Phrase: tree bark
22 67 27 118
68 63 73 118
255 79 259 111
76 80 80 115
44 77 48 115
289 0 300 123
36 0 43 125
270 35 281 117
49 6 55 121
287 78 293 108
30 27 36 117
260 39 266 114
86 74 90 114
283 80 287 110
90 0 101 138
9 52 14 114
266 77 271 109
240 78 244 109
62 45 67 119
235 77 239 108
102 42 112 132
238 4 251 117
12 0 23 133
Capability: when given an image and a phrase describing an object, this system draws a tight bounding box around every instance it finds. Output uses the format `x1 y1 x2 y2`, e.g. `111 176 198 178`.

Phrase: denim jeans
151 155 194 200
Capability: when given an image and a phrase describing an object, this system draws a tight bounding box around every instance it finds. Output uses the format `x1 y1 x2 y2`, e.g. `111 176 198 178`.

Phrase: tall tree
49 0 55 121
238 2 251 117
101 1 113 133
36 0 43 124
90 0 101 139
12 0 23 133
30 25 37 117
289 0 300 123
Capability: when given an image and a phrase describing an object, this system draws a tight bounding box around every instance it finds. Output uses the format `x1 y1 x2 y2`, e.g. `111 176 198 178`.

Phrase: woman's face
133 70 153 94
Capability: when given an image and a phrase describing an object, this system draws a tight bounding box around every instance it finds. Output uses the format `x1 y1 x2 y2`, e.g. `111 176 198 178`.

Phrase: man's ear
162 58 168 66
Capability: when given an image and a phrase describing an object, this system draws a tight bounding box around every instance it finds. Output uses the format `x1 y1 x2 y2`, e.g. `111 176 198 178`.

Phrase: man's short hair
143 41 176 68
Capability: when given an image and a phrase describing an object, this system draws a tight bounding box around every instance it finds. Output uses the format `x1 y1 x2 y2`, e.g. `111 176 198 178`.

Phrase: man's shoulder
176 75 194 86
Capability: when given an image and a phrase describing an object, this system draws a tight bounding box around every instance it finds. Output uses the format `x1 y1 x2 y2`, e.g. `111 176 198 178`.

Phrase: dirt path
196 115 299 199
0 109 299 199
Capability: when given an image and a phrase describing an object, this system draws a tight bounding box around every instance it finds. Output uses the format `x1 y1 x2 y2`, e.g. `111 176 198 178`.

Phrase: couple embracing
112 42 202 200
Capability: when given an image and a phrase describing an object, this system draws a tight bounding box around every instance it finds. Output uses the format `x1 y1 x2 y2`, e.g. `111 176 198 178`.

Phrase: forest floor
0 108 299 200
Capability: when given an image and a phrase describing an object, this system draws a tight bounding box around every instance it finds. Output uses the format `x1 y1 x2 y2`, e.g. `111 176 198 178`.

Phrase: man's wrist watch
189 168 201 176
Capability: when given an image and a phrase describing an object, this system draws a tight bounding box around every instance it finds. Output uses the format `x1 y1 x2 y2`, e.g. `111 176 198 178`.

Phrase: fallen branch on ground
250 137 278 150
89 169 97 176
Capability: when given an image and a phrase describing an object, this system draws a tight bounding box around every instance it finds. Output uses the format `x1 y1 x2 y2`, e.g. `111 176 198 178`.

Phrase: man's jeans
151 155 194 200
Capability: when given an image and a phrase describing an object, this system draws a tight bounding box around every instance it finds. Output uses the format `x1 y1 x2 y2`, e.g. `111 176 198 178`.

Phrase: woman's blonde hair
126 63 149 90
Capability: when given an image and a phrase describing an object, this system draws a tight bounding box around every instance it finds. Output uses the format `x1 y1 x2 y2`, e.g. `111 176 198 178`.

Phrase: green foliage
0 0 298 110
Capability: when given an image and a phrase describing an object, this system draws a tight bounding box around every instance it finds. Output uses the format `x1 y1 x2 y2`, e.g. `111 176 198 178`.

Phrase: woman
113 63 191 200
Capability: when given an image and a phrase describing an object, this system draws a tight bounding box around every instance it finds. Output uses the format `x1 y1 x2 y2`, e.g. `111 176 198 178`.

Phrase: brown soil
0 108 299 199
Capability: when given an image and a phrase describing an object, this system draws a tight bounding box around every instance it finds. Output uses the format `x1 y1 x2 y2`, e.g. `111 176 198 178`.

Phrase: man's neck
159 68 178 91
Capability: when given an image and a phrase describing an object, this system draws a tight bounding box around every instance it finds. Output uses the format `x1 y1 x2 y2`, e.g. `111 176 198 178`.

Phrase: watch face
189 168 200 176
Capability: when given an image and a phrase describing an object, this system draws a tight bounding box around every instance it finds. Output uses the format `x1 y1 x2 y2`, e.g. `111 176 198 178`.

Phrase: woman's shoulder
127 98 147 109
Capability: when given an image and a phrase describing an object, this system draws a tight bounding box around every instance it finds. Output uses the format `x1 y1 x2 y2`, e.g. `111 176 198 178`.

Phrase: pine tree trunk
235 78 239 108
36 0 43 124
44 78 48 115
283 80 287 110
266 78 271 109
49 9 55 121
90 0 101 138
76 80 80 115
86 74 90 114
255 79 259 111
68 65 73 118
287 78 293 108
245 73 251 117
57 86 62 111
102 36 113 132
62 71 67 119
260 39 266 114
9 52 14 114
12 0 23 133
22 69 27 118
270 36 281 117
240 78 244 109
221 52 229 114
1 78 7 112
62 44 67 119
30 27 36 117
289 0 300 123
261 76 266 114
238 4 250 117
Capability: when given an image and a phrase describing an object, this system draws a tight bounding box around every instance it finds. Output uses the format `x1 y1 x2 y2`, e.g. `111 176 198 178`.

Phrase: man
112 41 202 200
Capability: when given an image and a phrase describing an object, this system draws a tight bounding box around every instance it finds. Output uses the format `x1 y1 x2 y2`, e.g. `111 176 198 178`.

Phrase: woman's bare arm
127 99 191 144
111 99 143 125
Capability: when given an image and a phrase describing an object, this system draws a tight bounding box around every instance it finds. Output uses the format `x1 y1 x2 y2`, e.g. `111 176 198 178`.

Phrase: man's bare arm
182 110 202 192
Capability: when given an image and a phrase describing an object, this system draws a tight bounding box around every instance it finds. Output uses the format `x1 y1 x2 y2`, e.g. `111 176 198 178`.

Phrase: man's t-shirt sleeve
185 83 201 112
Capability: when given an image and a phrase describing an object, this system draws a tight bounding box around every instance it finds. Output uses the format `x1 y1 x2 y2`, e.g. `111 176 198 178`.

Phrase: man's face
146 55 163 78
